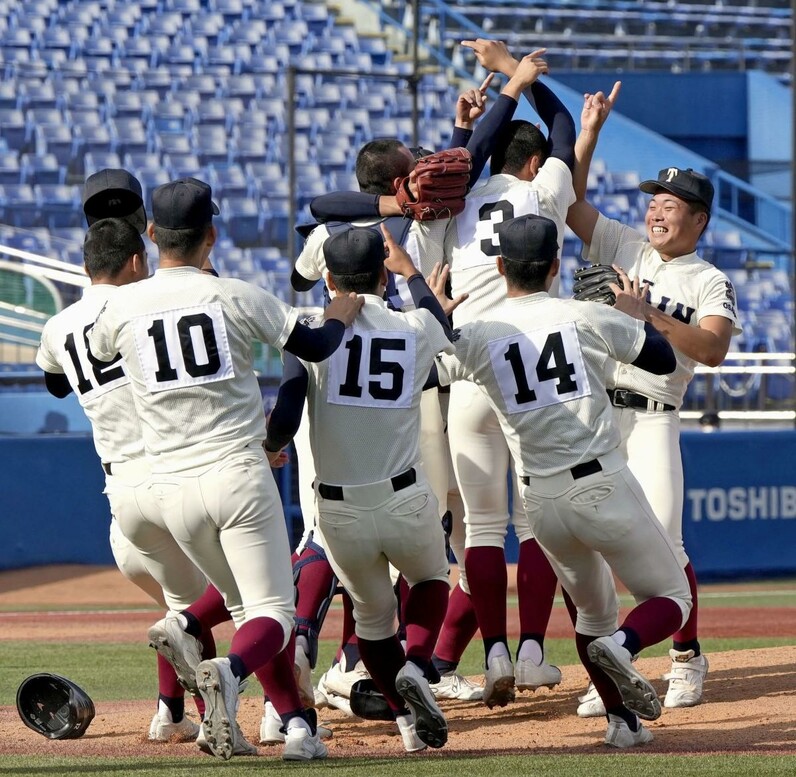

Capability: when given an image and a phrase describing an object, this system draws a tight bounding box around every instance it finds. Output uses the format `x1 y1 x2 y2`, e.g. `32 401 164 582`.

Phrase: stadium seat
21 153 63 186
223 196 264 246
35 184 81 229
0 109 27 151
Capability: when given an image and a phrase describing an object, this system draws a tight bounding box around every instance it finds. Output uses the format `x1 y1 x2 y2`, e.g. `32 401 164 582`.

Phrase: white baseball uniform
443 158 576 549
436 292 691 635
87 267 299 636
293 220 451 544
35 284 207 612
296 296 454 640
585 214 742 564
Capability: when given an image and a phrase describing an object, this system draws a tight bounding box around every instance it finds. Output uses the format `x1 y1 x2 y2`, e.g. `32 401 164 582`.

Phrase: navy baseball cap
152 177 220 230
323 227 385 275
498 214 559 263
639 167 714 210
82 168 147 234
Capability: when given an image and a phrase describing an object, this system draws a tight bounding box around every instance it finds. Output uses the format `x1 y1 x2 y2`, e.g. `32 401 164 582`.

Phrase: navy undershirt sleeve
407 274 453 341
526 81 576 171
44 371 73 398
465 94 519 184
264 353 308 452
291 267 318 292
310 192 381 222
631 323 676 375
283 318 346 362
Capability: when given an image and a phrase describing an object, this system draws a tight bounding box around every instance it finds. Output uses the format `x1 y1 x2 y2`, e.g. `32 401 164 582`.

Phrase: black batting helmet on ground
16 673 96 740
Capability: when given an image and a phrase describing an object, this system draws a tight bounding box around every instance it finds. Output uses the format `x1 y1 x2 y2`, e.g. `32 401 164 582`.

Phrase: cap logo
665 168 679 183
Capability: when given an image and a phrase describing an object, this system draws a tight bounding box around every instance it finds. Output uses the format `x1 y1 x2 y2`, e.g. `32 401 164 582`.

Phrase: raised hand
581 81 622 134
461 38 518 75
381 222 417 278
455 72 495 126
427 262 469 317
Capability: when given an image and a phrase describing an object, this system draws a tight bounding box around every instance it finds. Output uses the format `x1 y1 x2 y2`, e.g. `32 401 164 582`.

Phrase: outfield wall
1 431 794 581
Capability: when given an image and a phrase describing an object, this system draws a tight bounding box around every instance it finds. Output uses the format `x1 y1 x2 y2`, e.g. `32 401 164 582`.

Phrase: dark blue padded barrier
2 430 796 581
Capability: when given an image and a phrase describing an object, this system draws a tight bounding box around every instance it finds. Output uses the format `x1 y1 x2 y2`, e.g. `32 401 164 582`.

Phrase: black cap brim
639 179 703 204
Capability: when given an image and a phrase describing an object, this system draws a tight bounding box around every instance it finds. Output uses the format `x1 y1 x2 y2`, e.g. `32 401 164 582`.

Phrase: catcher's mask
16 673 95 740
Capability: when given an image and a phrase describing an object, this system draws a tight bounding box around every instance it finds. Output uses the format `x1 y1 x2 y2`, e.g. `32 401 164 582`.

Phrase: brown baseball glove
394 147 472 221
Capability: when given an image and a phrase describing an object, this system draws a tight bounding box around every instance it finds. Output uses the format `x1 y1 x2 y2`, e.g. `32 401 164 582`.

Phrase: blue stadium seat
21 83 57 111
83 151 122 176
35 184 81 229
124 151 162 172
150 101 188 133
0 183 38 227
261 196 290 246
223 196 264 246
0 109 27 151
137 168 171 212
21 152 63 185
162 152 202 179
0 151 20 184
213 166 249 198
157 133 192 156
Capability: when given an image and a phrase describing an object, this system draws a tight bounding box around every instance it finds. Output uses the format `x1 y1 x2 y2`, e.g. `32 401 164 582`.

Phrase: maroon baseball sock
517 538 558 638
227 616 288 680
672 562 700 650
575 631 622 709
156 652 190 722
255 634 303 719
433 584 478 670
358 635 407 713
620 596 685 654
404 579 449 672
336 591 360 670
464 545 507 646
184 584 230 630
395 575 410 642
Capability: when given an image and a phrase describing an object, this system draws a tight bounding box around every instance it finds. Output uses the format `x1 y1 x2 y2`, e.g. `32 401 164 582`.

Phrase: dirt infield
1 565 795 759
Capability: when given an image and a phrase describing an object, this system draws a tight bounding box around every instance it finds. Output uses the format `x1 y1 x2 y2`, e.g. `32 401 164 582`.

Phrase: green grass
1 754 795 777
2 635 792 708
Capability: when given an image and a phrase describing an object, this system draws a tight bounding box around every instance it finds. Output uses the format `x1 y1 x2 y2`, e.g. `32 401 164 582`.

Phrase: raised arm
566 82 622 245
283 293 364 361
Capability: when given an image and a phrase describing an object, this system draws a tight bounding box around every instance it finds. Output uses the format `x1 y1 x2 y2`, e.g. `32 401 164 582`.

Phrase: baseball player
307 51 559 704
265 226 456 752
436 212 693 748
439 41 575 707
566 89 742 714
36 216 213 742
284 78 510 706
36 171 221 743
86 177 363 761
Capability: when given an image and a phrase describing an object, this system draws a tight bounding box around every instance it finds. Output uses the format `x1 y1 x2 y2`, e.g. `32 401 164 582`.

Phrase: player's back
36 285 144 464
444 159 575 325
441 294 644 477
304 297 452 486
88 266 297 473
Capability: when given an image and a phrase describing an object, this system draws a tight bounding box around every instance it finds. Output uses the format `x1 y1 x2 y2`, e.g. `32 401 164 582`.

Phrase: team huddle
34 40 740 759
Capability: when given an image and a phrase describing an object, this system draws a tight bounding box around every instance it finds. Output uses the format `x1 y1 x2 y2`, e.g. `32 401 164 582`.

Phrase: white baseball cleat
315 660 369 717
197 721 258 757
663 649 709 708
514 659 562 692
259 700 333 745
576 681 606 718
282 718 328 761
395 662 448 748
604 713 653 748
430 671 484 701
293 649 315 708
148 703 201 742
483 654 516 709
148 615 203 697
395 713 427 753
195 657 245 760
587 637 661 721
